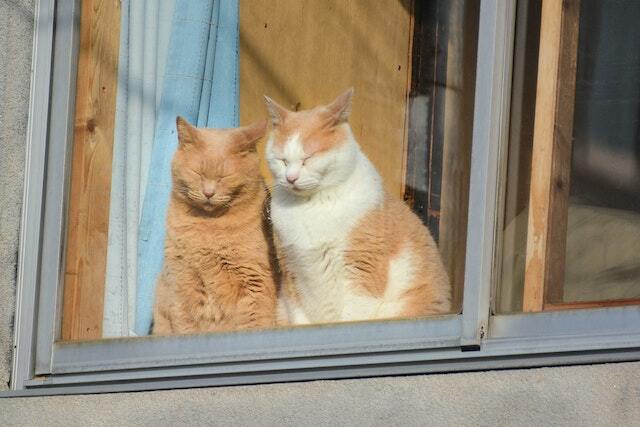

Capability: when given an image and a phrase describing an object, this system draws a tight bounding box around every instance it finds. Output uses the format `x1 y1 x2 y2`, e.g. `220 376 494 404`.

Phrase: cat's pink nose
202 182 216 198
286 174 298 184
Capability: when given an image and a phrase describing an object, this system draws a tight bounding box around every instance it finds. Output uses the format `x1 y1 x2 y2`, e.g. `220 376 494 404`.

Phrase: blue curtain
135 0 239 335
133 0 240 335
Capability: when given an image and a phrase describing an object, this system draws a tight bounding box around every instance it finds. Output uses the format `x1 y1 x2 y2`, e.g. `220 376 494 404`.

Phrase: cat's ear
236 119 268 153
176 116 198 147
324 87 354 126
263 95 289 127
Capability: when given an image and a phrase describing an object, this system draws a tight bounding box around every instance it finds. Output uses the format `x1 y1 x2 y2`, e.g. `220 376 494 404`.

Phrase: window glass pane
498 0 640 313
61 0 479 340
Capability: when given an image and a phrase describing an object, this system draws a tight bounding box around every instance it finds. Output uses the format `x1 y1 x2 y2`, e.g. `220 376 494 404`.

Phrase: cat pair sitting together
152 89 451 335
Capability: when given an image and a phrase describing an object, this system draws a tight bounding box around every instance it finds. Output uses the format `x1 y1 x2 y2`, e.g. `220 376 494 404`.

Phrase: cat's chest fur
271 155 383 322
167 216 263 285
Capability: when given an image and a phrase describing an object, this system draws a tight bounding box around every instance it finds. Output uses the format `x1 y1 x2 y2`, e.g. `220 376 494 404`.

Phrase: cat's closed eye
277 158 288 166
187 168 204 179
219 174 238 183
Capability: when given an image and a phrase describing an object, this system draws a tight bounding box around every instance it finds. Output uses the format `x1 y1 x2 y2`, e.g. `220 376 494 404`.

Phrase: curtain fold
104 0 239 337
104 0 177 337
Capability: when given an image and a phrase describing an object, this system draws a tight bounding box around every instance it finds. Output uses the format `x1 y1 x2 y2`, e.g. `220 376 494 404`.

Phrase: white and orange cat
264 88 451 325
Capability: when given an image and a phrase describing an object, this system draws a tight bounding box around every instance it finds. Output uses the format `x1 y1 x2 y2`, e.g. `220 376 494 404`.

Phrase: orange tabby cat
153 117 277 334
265 89 451 325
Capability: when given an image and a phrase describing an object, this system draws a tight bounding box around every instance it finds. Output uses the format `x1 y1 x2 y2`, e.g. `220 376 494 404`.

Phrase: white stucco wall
0 3 639 424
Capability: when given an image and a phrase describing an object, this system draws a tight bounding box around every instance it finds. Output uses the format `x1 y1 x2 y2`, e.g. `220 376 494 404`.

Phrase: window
59 0 479 341
498 0 640 313
8 0 640 395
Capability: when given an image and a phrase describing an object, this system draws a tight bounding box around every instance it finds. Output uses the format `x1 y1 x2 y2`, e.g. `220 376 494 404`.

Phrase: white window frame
5 0 640 397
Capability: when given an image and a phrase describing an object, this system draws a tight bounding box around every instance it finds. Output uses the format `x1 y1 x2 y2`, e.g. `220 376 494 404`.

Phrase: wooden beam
62 0 121 341
523 0 580 312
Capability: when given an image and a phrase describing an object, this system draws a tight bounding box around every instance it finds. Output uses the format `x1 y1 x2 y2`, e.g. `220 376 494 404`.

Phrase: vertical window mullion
34 0 82 376
461 0 516 347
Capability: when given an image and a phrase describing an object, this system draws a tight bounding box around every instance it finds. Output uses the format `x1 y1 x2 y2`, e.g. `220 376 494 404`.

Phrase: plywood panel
239 0 413 196
523 0 580 312
62 0 121 340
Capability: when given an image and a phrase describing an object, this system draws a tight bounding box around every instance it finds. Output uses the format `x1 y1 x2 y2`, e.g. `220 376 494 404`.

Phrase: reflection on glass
61 0 479 340
499 0 640 313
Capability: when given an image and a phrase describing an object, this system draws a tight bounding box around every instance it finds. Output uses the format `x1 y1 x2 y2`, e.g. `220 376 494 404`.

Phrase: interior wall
0 0 35 391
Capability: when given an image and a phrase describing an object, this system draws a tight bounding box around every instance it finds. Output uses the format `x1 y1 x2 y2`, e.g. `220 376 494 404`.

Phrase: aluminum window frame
6 0 640 397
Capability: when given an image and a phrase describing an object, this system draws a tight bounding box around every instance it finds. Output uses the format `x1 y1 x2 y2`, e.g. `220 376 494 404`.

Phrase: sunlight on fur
153 118 278 335
153 89 451 335
266 89 451 325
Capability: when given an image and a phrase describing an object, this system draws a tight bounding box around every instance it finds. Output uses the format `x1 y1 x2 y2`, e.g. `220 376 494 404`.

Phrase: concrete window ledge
1 361 639 425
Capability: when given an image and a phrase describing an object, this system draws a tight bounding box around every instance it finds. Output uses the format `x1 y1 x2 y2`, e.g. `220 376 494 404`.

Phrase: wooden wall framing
523 0 580 312
62 0 121 340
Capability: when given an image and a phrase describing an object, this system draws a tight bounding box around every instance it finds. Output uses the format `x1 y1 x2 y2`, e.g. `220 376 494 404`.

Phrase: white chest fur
271 149 384 323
